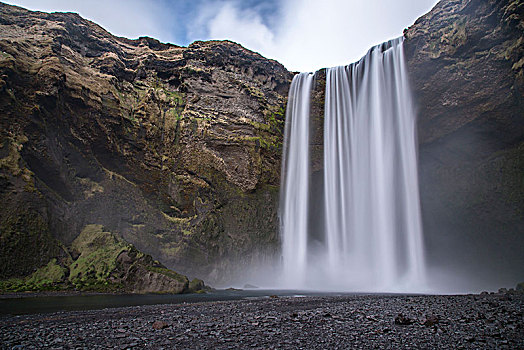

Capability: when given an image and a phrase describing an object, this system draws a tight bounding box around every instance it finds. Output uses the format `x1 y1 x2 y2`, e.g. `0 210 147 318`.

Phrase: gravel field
1 292 523 349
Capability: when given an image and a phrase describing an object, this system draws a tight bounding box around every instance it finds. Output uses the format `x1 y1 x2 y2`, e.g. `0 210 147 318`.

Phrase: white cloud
3 0 178 43
5 0 440 72
189 0 439 72
187 0 277 58
208 3 275 53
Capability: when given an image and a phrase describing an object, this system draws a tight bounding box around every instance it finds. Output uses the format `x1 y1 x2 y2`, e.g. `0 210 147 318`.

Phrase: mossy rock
188 278 205 293
67 224 194 293
68 225 130 290
0 258 68 292
144 265 188 285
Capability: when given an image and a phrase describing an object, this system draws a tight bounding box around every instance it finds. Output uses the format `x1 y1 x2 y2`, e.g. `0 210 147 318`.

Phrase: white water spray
279 38 426 291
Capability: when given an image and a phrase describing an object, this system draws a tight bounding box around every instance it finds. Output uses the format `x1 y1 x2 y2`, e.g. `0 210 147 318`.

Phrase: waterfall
279 38 426 291
280 72 314 287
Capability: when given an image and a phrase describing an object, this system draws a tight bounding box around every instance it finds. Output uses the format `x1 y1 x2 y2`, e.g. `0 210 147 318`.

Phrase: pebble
0 294 522 349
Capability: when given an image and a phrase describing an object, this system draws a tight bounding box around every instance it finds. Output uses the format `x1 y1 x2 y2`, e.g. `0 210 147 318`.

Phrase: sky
4 0 440 72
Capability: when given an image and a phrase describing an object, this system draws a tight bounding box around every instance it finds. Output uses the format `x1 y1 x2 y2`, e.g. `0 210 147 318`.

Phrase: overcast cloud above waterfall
4 0 439 72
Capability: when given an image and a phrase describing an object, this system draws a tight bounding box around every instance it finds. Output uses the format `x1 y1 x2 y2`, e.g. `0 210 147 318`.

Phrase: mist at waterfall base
237 37 497 295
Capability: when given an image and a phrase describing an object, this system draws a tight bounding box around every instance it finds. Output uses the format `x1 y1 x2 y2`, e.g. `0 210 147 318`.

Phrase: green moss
0 259 67 292
68 225 129 290
167 107 183 120
188 278 205 293
163 89 185 106
269 106 285 128
242 83 265 101
245 103 286 153
235 131 282 152
512 57 524 71
426 17 468 58
0 278 23 292
162 212 197 223
27 259 67 285
71 225 122 254
145 265 188 284
0 136 29 176
249 120 271 131
182 229 193 236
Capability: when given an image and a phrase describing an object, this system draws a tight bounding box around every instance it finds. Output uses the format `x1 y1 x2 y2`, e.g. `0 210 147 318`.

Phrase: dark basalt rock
152 320 170 330
423 314 440 327
404 0 524 288
394 313 414 325
0 2 291 285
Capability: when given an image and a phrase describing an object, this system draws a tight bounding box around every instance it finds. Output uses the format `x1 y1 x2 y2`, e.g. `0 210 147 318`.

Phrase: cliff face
1 0 522 290
0 3 291 284
404 0 524 287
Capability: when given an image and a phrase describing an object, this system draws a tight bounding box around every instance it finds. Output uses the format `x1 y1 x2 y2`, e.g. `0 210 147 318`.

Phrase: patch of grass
27 259 67 285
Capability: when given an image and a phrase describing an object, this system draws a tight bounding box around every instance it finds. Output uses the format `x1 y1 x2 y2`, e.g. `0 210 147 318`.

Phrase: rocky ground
0 292 522 349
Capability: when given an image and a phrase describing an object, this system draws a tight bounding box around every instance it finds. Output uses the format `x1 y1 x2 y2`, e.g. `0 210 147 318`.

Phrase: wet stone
152 321 169 330
394 313 414 325
423 314 439 327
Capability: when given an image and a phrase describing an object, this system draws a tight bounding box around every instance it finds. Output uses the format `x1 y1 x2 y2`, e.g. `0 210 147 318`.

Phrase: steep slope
404 0 524 288
0 2 292 285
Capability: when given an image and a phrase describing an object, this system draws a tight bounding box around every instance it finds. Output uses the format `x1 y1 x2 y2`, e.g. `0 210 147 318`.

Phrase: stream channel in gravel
0 290 346 315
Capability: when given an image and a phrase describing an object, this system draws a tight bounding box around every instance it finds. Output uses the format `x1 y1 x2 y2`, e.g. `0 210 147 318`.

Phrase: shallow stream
0 290 357 315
